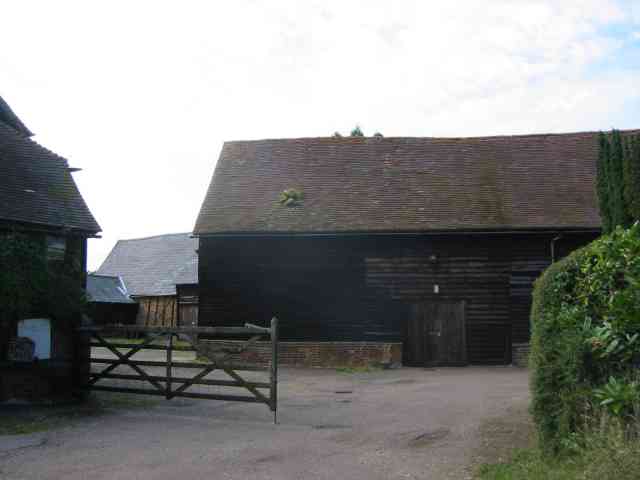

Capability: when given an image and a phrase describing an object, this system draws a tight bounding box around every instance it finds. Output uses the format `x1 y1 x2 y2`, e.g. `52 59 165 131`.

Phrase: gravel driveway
0 366 529 480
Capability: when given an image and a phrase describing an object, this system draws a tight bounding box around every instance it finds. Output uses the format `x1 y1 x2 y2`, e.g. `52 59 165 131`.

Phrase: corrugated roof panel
86 274 135 304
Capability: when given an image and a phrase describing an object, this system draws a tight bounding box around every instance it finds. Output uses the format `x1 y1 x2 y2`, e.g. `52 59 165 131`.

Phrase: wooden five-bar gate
77 318 279 422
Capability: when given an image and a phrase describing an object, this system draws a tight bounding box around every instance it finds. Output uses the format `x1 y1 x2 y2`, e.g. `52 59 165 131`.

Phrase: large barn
192 132 615 367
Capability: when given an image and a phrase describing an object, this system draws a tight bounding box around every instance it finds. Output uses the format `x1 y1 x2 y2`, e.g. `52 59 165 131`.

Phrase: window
46 235 66 261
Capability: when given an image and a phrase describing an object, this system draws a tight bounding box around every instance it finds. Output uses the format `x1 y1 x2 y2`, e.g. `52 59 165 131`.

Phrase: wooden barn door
406 301 467 366
178 304 198 327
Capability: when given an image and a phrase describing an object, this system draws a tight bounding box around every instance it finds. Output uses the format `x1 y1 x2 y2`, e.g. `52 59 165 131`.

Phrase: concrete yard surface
0 367 529 480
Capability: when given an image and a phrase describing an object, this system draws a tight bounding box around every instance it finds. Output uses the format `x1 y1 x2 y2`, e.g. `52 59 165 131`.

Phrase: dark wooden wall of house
87 302 139 326
198 232 597 364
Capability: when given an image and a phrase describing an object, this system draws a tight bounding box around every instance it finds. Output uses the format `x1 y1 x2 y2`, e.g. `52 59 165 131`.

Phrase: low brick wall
512 343 530 367
0 362 75 403
199 341 403 368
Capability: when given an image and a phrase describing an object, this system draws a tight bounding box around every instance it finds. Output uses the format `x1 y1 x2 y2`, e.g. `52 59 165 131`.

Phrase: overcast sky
2 1 639 269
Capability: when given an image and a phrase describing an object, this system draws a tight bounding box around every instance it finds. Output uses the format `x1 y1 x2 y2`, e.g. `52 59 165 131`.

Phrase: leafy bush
530 223 640 452
593 376 640 419
586 321 639 368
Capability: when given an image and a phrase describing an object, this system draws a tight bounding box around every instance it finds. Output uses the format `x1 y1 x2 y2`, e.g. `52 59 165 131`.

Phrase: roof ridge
116 232 193 242
222 128 640 145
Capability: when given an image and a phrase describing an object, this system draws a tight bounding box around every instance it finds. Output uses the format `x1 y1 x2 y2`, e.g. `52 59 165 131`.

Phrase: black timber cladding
197 232 597 364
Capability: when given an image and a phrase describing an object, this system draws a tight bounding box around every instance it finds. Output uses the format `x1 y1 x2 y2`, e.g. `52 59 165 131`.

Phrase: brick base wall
199 341 403 368
0 362 75 403
1 325 88 404
512 343 530 367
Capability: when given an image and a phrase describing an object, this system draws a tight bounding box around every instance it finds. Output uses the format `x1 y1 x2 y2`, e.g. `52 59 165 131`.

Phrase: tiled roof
0 97 100 233
96 233 198 296
194 131 635 235
86 274 135 304
174 255 198 285
0 96 32 137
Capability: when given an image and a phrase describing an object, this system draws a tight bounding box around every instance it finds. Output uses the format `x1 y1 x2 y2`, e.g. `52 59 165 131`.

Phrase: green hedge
530 224 640 453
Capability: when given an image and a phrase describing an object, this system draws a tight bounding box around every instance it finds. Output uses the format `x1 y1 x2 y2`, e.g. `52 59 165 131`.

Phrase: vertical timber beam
166 333 173 399
270 317 278 424
145 299 152 327
73 327 91 400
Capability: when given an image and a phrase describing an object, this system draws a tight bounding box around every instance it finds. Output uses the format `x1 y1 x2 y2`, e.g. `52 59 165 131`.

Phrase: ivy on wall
0 233 86 329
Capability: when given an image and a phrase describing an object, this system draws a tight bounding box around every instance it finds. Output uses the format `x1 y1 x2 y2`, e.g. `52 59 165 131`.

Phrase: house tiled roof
86 274 135 304
194 131 636 235
96 233 198 296
0 97 100 233
0 96 32 137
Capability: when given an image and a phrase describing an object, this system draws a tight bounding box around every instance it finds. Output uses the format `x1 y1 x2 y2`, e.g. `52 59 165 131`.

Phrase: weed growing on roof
279 188 304 207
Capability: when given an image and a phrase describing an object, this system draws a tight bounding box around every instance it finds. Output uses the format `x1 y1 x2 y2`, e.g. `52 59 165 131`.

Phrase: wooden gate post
270 317 278 424
73 326 91 400
166 333 173 399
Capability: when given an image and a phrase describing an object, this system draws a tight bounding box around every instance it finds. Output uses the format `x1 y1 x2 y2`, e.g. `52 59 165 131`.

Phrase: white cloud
0 0 637 268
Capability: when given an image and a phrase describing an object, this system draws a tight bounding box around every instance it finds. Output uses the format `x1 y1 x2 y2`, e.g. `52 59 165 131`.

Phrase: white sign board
18 318 51 360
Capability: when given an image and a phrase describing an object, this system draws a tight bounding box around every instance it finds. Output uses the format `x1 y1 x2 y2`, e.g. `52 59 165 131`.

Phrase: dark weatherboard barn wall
198 231 596 365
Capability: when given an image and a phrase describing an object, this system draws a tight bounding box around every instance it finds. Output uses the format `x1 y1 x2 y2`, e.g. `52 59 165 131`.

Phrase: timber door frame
405 300 467 367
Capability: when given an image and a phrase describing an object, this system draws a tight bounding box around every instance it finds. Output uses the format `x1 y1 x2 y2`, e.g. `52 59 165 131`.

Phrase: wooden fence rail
77 318 279 423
